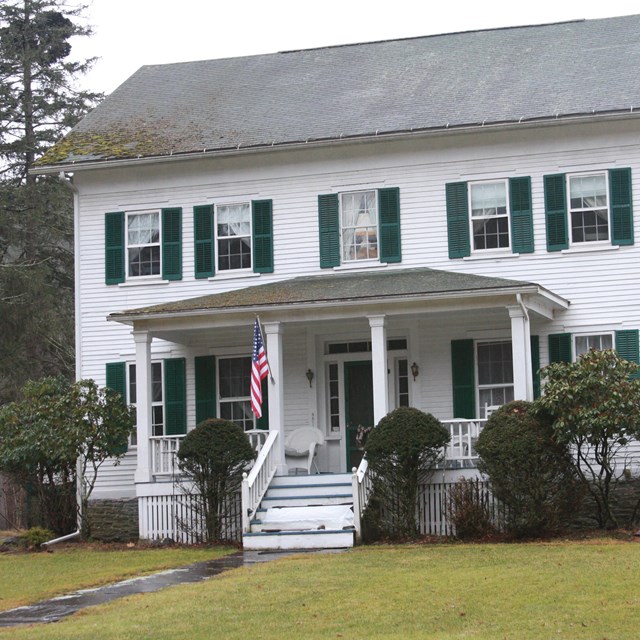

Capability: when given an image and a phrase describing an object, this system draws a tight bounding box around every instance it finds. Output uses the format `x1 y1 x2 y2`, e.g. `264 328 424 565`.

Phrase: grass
0 543 234 611
1 538 639 639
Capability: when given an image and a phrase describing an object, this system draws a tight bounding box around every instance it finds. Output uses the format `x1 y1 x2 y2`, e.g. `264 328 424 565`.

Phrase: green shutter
164 358 186 435
378 187 401 263
530 335 541 399
194 355 216 424
616 330 640 378
544 174 568 251
105 362 128 454
509 177 534 254
162 207 182 280
318 194 340 268
252 199 274 273
548 333 572 364
451 339 476 418
106 362 127 403
446 182 470 259
105 212 125 285
255 379 269 430
194 205 214 278
609 168 634 246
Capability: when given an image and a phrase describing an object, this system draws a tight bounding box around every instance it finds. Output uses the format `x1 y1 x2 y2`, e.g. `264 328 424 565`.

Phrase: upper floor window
544 168 633 251
318 187 401 268
216 203 252 271
469 181 510 251
568 174 609 244
193 200 273 278
127 211 161 277
340 191 378 262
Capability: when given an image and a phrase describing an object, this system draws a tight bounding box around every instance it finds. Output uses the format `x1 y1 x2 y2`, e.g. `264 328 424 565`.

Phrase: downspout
57 171 84 539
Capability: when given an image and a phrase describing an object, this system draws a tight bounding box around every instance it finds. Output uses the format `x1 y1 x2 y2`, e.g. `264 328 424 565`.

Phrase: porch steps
242 473 355 550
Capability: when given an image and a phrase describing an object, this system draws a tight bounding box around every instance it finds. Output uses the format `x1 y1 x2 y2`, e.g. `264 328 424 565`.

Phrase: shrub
19 527 55 550
447 478 496 540
476 401 581 538
365 407 450 539
177 419 255 543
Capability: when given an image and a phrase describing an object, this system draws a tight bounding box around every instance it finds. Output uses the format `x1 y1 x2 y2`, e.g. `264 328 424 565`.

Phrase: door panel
344 360 374 470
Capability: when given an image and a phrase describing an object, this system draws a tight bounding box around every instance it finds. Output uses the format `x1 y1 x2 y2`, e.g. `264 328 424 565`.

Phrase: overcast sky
70 0 640 95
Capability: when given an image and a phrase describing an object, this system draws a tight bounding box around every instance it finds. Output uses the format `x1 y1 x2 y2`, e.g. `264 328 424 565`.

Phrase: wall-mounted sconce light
410 362 419 381
306 369 314 388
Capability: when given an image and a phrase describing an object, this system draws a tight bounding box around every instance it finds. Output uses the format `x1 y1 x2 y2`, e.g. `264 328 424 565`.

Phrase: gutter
31 109 640 175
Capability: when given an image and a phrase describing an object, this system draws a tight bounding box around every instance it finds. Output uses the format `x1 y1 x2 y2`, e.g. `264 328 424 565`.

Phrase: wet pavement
0 548 345 627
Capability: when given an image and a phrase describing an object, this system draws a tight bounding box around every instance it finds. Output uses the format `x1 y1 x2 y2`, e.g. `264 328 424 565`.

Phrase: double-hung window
340 191 378 262
127 211 161 277
318 187 401 267
218 356 254 431
568 173 609 244
216 203 252 271
476 341 514 418
129 362 164 436
469 181 510 251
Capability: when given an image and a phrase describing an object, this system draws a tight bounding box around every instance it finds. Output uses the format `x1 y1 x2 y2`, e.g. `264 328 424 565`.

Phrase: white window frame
573 332 614 360
339 189 379 263
214 202 252 273
468 179 510 253
567 172 610 246
126 210 162 278
128 361 164 440
217 355 255 431
476 340 514 419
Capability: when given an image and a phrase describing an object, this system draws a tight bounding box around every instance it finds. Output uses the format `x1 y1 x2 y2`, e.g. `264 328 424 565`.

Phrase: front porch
108 267 568 545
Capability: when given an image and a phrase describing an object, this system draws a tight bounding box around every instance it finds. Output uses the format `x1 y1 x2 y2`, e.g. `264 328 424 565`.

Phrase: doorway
344 360 374 470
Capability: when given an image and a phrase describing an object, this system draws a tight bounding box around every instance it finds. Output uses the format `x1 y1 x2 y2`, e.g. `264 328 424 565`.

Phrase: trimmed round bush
365 407 450 539
476 401 581 538
177 419 255 542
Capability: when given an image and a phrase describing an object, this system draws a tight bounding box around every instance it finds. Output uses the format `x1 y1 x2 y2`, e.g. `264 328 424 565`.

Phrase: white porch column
264 322 287 474
368 314 389 424
133 330 153 484
507 304 533 401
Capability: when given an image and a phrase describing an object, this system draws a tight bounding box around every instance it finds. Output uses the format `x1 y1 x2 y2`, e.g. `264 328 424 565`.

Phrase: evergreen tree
0 1 101 403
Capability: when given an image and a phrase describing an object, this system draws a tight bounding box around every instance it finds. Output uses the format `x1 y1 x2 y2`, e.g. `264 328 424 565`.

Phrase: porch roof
109 267 569 325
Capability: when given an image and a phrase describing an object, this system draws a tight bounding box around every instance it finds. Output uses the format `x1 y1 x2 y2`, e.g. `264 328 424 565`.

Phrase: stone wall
88 499 138 542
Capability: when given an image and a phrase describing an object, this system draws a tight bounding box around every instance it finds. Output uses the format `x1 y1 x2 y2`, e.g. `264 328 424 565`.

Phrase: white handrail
440 419 487 461
150 435 185 475
351 457 373 543
241 430 279 533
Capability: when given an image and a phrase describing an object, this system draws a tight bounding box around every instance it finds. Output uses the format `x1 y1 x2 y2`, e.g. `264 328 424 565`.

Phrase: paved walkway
0 548 344 627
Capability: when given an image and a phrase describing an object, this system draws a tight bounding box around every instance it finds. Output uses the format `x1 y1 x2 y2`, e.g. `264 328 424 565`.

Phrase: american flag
251 318 269 417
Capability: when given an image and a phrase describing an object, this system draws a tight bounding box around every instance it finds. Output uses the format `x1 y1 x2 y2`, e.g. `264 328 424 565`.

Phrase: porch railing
244 429 270 453
241 430 280 533
441 419 487 463
351 457 373 543
151 435 185 475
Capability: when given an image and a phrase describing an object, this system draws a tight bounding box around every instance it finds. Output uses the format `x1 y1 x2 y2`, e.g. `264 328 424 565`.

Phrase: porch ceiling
109 267 569 337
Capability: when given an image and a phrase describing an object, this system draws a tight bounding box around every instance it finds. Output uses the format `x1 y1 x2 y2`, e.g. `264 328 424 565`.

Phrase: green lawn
0 544 234 611
1 539 639 639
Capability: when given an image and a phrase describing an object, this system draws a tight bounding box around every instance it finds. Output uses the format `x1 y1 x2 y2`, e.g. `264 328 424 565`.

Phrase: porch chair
284 427 325 475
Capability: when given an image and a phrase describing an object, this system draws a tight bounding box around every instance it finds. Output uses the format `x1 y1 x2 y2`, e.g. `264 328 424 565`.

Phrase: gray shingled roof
39 15 640 167
110 267 565 322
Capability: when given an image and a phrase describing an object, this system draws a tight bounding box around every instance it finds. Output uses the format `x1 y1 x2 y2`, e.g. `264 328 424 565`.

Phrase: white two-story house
35 14 640 547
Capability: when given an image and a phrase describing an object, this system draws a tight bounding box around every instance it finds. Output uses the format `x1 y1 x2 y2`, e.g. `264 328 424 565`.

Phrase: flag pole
256 315 275 384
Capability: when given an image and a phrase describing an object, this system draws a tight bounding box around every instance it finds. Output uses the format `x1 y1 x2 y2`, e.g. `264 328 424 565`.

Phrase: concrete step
265 482 351 499
250 504 354 533
271 473 352 487
260 494 353 508
243 529 354 550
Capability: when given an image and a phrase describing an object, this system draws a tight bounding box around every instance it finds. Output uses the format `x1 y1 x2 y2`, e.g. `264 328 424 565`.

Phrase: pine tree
0 1 102 403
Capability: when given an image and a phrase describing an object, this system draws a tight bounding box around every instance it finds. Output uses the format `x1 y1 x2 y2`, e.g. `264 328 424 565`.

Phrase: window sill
333 261 387 272
208 271 261 282
463 251 519 261
324 434 342 441
561 243 619 255
118 278 170 288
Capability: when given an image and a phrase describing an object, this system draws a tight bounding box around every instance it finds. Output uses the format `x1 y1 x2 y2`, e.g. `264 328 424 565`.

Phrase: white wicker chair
284 427 325 474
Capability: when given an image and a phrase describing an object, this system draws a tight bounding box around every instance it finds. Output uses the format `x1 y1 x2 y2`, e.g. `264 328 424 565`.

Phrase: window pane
128 246 160 277
219 357 251 398
477 342 513 385
129 364 137 404
575 334 613 357
151 363 163 402
471 182 507 217
128 212 160 245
